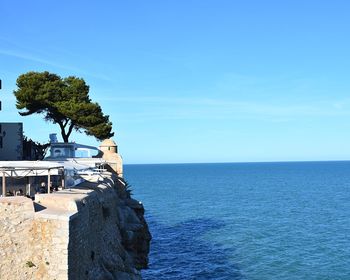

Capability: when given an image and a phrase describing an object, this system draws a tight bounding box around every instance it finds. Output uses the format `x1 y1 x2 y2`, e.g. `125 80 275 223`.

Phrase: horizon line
124 159 350 165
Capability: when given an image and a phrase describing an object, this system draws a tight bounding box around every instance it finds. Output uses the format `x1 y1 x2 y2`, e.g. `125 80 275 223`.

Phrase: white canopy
0 161 64 177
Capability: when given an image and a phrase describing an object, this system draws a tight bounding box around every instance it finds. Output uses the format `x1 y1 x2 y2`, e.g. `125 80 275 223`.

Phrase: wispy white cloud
102 95 350 123
0 48 57 66
0 37 112 81
98 69 350 122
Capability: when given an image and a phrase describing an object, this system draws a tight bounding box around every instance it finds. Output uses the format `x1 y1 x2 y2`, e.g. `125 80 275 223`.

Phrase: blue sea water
124 162 350 280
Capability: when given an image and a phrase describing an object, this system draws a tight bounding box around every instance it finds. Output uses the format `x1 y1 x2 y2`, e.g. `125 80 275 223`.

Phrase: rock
125 199 143 210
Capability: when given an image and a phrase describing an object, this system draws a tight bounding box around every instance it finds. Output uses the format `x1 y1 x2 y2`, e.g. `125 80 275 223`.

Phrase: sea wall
0 173 151 280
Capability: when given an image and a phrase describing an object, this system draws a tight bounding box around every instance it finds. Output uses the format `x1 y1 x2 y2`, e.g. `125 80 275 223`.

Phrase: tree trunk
58 121 69 142
62 133 69 143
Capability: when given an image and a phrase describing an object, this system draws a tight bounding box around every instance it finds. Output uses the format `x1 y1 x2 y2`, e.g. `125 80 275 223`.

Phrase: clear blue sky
1 0 350 163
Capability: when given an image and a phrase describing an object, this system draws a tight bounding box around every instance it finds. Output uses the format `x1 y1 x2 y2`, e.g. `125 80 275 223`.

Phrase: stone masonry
0 172 151 280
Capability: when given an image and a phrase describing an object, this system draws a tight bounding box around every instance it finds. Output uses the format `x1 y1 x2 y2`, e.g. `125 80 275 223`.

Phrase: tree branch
63 119 69 128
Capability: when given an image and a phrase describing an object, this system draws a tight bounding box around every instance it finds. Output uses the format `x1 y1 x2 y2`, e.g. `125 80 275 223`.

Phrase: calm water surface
124 162 350 280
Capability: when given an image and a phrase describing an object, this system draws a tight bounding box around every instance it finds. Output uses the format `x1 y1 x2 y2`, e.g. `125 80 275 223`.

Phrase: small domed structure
99 139 118 153
99 138 123 177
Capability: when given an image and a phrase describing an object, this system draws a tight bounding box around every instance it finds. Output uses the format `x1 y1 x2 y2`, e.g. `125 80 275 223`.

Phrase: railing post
2 171 5 197
61 168 65 189
47 169 51 193
26 176 31 196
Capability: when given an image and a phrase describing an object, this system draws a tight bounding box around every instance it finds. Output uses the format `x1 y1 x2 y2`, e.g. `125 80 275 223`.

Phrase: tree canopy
14 71 114 142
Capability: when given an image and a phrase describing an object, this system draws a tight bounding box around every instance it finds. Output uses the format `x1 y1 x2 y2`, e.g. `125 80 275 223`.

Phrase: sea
124 161 350 280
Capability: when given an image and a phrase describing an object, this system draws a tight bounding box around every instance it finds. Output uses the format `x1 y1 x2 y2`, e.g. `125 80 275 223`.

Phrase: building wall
0 122 23 160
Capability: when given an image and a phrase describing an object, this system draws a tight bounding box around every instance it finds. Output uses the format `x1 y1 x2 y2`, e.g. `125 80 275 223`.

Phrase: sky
1 0 350 163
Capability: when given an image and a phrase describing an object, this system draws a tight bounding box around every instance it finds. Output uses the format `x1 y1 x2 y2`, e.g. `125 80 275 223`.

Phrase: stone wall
0 173 151 280
0 197 35 280
0 196 69 280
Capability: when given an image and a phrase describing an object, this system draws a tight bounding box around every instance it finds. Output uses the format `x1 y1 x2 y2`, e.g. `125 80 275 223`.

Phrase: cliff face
70 176 152 280
0 173 151 280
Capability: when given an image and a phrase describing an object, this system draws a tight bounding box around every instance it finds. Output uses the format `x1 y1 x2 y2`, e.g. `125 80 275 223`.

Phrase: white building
0 123 23 160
